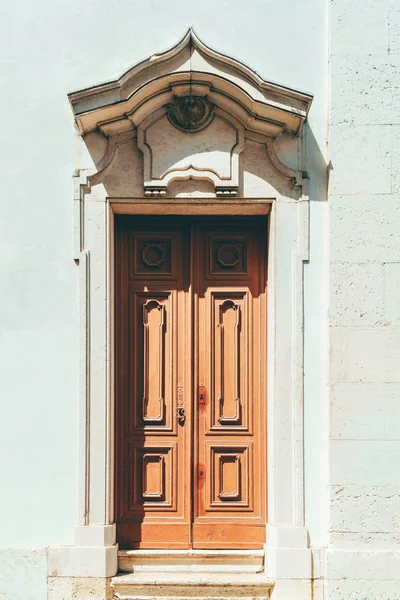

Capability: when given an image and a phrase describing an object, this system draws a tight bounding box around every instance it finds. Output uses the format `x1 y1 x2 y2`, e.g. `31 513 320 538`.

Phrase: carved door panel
115 218 191 548
193 219 267 548
116 216 267 549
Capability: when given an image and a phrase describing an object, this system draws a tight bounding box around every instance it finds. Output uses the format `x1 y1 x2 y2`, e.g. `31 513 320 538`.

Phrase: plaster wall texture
328 0 400 596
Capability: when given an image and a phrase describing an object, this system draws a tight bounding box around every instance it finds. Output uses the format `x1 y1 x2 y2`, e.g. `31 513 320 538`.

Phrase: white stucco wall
327 0 400 597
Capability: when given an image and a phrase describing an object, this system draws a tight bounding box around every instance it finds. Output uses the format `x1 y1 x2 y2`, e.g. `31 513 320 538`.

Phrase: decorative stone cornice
69 30 313 196
68 28 313 138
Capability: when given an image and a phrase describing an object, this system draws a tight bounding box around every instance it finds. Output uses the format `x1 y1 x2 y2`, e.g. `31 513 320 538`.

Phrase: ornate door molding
55 29 314 597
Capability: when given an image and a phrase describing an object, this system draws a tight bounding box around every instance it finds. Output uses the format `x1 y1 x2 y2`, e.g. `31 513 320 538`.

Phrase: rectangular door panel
191 523 266 549
130 290 175 432
130 443 177 511
208 443 253 509
210 291 250 432
117 523 190 549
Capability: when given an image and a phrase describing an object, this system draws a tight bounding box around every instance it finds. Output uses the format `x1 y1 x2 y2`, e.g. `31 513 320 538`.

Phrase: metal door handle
176 407 186 426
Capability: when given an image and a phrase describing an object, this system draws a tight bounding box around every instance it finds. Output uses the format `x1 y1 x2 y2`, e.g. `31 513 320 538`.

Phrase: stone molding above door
68 28 312 197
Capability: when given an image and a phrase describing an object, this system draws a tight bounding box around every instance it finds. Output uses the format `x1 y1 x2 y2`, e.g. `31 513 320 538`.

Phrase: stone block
330 194 400 263
0 548 47 600
265 547 312 579
329 326 400 385
326 578 400 599
266 525 309 548
329 125 391 195
330 440 400 485
312 578 324 600
48 576 112 600
270 578 312 600
392 126 400 192
330 532 400 550
311 548 325 579
331 56 400 126
385 263 400 325
75 524 116 547
112 571 275 599
330 383 400 439
329 327 348 384
326 549 400 580
330 0 389 55
347 328 400 382
389 1 400 54
47 545 117 578
329 263 384 327
330 485 400 532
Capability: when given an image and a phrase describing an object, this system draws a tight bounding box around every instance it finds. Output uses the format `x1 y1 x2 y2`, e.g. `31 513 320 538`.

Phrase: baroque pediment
69 29 313 195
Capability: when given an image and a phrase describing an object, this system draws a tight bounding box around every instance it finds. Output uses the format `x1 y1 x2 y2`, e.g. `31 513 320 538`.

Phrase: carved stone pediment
68 29 313 195
69 29 312 136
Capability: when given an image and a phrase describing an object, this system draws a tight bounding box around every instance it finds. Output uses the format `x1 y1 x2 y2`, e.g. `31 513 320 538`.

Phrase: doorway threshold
112 549 274 599
118 548 265 573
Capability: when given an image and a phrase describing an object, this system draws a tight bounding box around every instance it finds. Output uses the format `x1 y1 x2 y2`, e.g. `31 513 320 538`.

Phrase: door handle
176 406 186 426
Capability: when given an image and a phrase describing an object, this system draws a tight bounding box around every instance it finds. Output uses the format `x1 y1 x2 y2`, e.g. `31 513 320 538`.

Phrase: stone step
111 571 273 599
121 564 264 574
113 597 270 600
118 550 265 573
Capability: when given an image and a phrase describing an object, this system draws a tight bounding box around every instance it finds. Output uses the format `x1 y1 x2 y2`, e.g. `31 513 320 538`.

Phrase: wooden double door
115 216 267 549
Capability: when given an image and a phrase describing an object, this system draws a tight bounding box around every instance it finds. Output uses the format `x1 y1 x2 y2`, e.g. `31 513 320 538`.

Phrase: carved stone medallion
167 96 214 132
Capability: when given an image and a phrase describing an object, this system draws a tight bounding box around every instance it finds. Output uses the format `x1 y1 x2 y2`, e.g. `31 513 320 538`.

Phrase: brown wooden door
115 218 191 548
115 216 267 549
193 219 267 548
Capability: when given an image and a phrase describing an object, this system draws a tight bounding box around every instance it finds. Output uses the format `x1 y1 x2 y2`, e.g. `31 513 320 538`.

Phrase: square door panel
209 235 248 275
131 236 173 276
128 443 177 513
206 443 253 511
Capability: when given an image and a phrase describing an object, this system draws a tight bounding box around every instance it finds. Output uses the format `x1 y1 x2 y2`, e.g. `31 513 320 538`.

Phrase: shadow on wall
302 121 329 202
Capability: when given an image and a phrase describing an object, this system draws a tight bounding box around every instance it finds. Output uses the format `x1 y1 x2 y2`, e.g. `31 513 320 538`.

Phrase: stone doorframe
49 29 314 600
